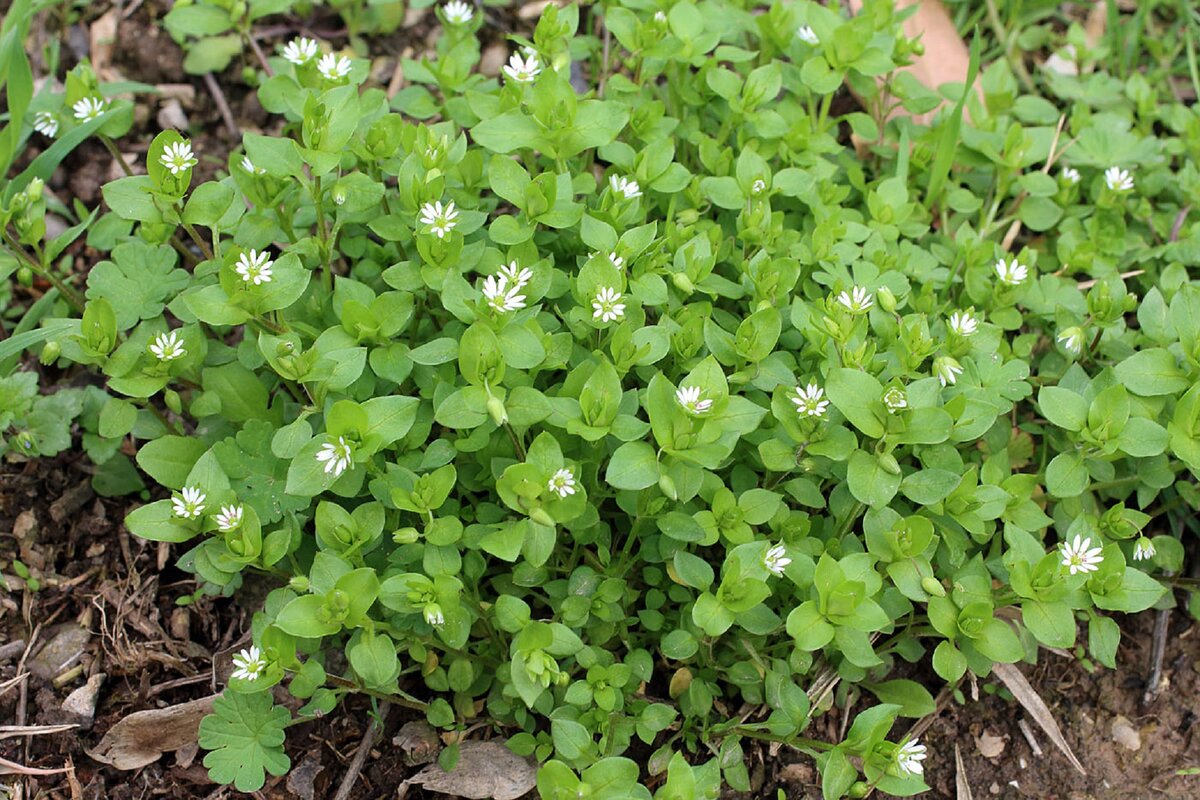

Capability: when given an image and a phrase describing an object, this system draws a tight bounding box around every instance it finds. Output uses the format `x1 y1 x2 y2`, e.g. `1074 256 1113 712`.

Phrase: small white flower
1104 166 1135 192
836 286 874 314
994 257 1028 286
418 200 459 238
790 382 829 418
592 286 626 323
607 252 625 269
1057 326 1084 355
503 51 541 83
172 486 207 519
316 436 354 477
424 603 445 627
483 274 527 313
751 178 767 195
149 330 186 362
33 111 58 138
1060 534 1103 575
443 0 473 24
240 155 265 175
234 249 274 285
231 646 267 681
796 25 820 45
948 310 978 337
654 10 667 23
317 52 352 81
547 468 576 498
215 504 244 532
933 356 963 387
498 261 533 289
764 544 791 576
883 386 908 413
159 141 198 176
676 385 713 415
895 738 927 776
1133 537 1156 561
72 96 108 122
282 37 319 65
609 175 642 199
1060 166 1080 185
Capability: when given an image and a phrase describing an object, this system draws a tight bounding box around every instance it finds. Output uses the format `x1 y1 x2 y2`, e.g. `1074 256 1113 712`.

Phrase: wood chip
86 695 217 770
992 662 1085 774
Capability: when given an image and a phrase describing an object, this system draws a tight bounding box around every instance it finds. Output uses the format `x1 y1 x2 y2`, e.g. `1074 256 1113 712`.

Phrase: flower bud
392 527 420 544
16 267 33 287
164 389 182 415
658 473 678 500
921 577 947 597
12 431 37 455
848 782 870 799
671 272 695 295
877 286 897 313
879 452 901 475
530 507 555 528
289 576 310 592
486 395 508 426
38 340 61 365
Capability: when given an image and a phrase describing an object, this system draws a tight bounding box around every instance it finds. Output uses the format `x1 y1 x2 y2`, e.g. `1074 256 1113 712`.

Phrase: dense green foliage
4 0 1200 797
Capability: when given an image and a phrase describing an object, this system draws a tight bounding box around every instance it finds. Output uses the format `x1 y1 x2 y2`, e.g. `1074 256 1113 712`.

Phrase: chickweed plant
3 0 1199 797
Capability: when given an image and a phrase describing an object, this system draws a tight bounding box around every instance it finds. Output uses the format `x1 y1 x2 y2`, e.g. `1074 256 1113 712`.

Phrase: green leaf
826 369 885 438
198 691 291 793
605 441 659 490
86 241 188 330
864 679 936 718
1045 452 1088 497
847 449 900 507
1037 386 1087 432
125 499 195 543
1115 349 1190 396
136 436 210 489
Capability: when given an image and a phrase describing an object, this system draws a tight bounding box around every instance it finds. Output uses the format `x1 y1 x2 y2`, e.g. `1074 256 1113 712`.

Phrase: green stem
1 233 85 313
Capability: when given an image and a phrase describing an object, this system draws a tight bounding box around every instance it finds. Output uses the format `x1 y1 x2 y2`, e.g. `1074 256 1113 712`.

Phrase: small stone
1111 715 1141 751
62 672 104 725
480 43 508 77
28 624 91 680
976 730 1006 758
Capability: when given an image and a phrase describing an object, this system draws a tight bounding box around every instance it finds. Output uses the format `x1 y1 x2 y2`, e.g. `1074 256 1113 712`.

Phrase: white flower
895 739 927 776
240 155 265 175
33 111 58 138
796 25 820 45
1060 534 1104 575
235 249 274 285
316 436 354 477
676 385 713 415
948 310 978 337
933 356 963 387
547 468 576 498
790 383 829 418
159 140 198 176
609 175 642 199
1133 537 1156 561
592 286 626 323
994 257 1028 286
836 286 874 314
72 96 108 122
607 252 625 269
1057 326 1084 355
215 504 244 532
443 0 473 24
503 51 541 83
751 178 767 195
282 37 319 65
883 386 908 413
764 544 791 576
149 330 186 362
317 52 352 81
172 486 206 519
424 603 445 627
231 646 267 681
654 10 666 23
483 274 527 313
1104 166 1134 192
418 200 459 238
1060 166 1080 185
498 261 533 289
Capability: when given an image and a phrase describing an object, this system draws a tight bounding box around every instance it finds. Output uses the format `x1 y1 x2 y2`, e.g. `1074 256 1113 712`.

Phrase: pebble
28 624 91 680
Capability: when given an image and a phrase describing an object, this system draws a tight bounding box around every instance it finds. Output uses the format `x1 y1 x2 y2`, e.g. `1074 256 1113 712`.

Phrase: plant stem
1 233 85 313
98 134 135 177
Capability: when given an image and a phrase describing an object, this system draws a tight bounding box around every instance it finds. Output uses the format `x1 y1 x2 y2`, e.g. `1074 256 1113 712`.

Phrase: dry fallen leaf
955 743 973 800
975 729 1005 759
86 695 217 770
991 663 1086 775
405 740 537 800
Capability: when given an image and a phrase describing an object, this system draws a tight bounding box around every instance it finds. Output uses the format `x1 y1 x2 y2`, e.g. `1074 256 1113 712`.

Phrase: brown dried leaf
954 743 973 800
408 740 537 800
991 663 1086 775
86 695 217 770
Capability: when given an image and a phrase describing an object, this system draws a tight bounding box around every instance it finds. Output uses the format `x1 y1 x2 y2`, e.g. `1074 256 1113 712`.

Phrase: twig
1170 205 1192 242
1017 718 1043 757
1076 269 1145 290
332 703 391 800
0 640 26 660
1143 603 1171 705
202 72 240 139
0 753 73 775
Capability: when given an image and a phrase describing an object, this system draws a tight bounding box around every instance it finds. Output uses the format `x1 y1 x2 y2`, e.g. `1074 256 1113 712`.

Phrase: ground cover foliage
3 0 1200 796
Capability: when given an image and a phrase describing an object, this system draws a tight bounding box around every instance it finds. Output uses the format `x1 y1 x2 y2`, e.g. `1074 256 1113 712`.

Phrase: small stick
202 72 240 139
332 703 391 800
1170 205 1192 242
1143 604 1170 705
1017 718 1043 757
